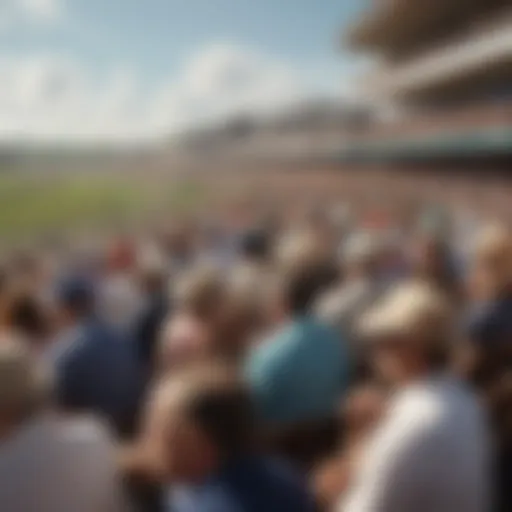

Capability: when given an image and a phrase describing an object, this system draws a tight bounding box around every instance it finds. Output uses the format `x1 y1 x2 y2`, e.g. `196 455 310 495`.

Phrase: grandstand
343 0 512 166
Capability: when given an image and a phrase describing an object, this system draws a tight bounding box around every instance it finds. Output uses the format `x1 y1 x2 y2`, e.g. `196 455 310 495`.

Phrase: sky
0 0 367 144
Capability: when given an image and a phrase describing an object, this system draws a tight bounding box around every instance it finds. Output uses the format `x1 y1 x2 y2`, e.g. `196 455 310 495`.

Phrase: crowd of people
0 194 510 512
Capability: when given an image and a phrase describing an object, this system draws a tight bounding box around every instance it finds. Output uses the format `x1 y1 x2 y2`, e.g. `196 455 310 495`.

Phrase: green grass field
0 172 209 243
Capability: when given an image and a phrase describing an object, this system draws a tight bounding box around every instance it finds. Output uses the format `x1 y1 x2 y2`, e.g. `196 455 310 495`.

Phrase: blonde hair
174 265 226 320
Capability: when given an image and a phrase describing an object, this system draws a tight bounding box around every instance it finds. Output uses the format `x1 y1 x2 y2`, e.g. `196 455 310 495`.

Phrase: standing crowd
0 196 510 512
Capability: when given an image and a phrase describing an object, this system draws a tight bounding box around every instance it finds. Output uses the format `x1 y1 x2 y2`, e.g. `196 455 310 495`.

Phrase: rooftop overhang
360 16 512 101
347 0 476 52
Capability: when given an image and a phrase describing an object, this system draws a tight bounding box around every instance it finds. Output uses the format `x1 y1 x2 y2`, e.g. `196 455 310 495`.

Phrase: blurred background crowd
2 0 512 510
0 191 510 512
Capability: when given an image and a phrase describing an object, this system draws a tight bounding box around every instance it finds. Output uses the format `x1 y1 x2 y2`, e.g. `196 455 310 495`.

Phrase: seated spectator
0 338 127 512
48 276 143 438
142 363 316 512
245 255 350 426
340 282 490 512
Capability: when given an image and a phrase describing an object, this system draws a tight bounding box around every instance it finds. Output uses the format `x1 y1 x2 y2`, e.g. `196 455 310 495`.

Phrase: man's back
0 415 126 512
342 377 490 512
246 318 349 424
53 320 142 436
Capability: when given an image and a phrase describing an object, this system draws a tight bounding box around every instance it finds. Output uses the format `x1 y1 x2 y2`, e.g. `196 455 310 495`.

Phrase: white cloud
21 0 62 21
0 0 62 29
0 43 344 144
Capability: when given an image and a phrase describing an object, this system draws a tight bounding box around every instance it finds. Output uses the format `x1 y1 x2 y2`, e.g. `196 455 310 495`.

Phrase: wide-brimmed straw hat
358 281 453 348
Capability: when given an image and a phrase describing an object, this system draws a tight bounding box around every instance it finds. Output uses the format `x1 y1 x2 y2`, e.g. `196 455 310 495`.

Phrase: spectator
238 228 272 267
246 255 350 426
340 282 490 512
133 249 170 371
215 273 268 362
314 383 387 511
316 231 384 347
158 266 227 373
409 231 460 302
161 223 197 272
143 363 316 512
48 276 143 438
3 286 52 353
462 224 512 512
0 338 127 512
99 239 143 333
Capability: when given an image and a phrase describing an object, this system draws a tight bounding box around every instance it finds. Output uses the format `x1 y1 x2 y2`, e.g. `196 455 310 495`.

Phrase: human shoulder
372 384 449 453
59 415 114 450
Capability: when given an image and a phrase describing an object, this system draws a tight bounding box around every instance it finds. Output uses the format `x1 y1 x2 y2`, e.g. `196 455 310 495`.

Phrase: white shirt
340 376 490 512
100 274 143 332
0 414 128 512
316 278 384 340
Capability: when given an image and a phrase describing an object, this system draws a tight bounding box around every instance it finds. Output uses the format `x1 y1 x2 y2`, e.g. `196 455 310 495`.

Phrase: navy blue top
466 293 512 347
49 318 143 436
168 456 316 512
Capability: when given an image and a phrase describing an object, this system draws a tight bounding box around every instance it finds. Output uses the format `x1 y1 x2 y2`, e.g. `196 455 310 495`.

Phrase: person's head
409 232 452 285
162 223 196 260
53 276 96 326
215 271 267 359
359 281 454 386
274 230 337 318
340 231 380 280
3 286 51 348
137 246 168 295
273 256 335 321
468 223 512 301
174 265 227 325
106 239 136 274
143 363 255 483
0 338 51 436
239 229 271 265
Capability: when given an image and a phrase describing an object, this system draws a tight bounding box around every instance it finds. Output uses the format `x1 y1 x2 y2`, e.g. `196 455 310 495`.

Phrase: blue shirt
49 318 143 435
245 317 350 424
168 456 315 512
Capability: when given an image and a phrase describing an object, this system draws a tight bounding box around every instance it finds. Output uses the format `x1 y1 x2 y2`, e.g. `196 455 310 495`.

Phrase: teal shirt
246 318 350 425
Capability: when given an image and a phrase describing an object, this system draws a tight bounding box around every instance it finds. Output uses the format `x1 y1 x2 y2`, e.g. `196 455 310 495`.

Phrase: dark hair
187 382 255 457
56 277 95 317
425 341 451 371
283 262 332 316
5 291 50 342
240 229 271 262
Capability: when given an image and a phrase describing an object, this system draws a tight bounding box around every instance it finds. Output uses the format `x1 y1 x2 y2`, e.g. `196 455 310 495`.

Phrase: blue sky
0 0 367 143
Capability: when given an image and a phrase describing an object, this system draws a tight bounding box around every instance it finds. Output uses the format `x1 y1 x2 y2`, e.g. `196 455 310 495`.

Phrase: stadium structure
342 0 512 167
